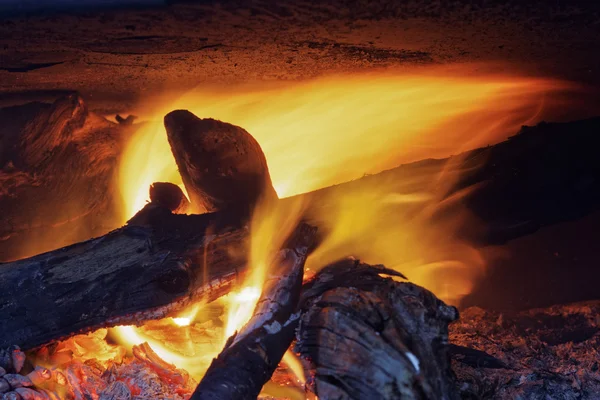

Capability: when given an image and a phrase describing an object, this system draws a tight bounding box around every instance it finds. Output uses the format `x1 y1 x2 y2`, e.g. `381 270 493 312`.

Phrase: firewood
164 110 278 216
296 258 460 400
0 94 130 261
192 223 316 400
149 182 190 213
0 203 250 351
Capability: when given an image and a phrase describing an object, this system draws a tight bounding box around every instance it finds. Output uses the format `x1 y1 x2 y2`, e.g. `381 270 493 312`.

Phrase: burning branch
192 223 316 400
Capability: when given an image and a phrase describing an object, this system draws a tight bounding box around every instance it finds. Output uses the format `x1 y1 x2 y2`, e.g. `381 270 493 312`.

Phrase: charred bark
191 223 316 400
296 259 460 400
0 94 130 261
164 110 278 216
0 203 250 351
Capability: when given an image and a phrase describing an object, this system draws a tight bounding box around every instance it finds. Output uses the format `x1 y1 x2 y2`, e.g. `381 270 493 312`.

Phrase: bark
296 258 460 400
0 203 250 351
191 222 316 400
149 182 190 213
164 110 278 216
0 94 130 261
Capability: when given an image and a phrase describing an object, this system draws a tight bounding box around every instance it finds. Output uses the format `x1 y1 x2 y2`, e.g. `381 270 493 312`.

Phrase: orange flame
106 66 573 396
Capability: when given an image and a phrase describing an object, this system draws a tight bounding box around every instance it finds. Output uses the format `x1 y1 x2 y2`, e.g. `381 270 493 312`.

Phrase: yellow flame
172 317 191 327
224 286 261 338
118 66 569 221
107 67 574 393
282 350 306 386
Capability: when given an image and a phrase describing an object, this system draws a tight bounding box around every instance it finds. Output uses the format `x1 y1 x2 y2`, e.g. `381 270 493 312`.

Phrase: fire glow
28 68 571 398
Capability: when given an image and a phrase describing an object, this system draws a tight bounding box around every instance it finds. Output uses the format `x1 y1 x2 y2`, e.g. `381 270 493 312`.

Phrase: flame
118 65 570 221
89 65 575 397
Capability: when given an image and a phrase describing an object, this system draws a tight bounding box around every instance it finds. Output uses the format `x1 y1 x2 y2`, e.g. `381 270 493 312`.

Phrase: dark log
149 182 190 213
0 94 130 261
0 203 250 351
288 117 600 246
164 110 278 216
192 223 316 400
296 258 460 400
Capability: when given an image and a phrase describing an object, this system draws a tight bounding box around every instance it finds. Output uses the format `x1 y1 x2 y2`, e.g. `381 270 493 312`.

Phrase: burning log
192 223 316 400
149 182 190 214
0 106 288 351
296 259 460 399
0 202 251 351
164 110 278 216
0 94 130 261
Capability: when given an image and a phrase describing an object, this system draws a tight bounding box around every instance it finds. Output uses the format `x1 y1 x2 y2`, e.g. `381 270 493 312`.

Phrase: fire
118 65 569 221
36 66 572 398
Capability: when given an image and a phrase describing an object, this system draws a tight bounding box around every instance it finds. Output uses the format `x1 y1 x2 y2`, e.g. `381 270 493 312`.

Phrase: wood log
149 182 190 213
288 117 600 246
0 94 130 261
0 202 249 351
296 258 460 400
164 110 278 216
192 223 316 400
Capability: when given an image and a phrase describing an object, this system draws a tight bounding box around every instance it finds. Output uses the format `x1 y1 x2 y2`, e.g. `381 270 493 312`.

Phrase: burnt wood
0 94 130 261
0 203 249 351
149 182 190 213
192 223 316 400
164 110 278 216
296 259 460 400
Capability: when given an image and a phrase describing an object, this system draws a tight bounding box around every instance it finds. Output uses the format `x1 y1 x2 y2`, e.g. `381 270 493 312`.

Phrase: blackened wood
149 182 190 213
191 223 316 400
164 110 278 216
0 203 251 351
296 258 459 400
0 94 130 261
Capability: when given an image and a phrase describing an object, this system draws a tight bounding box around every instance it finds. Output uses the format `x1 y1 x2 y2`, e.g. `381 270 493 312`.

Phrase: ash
451 302 600 399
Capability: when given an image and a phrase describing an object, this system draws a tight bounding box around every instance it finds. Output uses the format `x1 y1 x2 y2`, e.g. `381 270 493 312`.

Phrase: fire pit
1 2 600 399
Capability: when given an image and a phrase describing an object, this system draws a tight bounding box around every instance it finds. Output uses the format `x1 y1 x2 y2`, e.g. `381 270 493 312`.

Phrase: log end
164 110 278 216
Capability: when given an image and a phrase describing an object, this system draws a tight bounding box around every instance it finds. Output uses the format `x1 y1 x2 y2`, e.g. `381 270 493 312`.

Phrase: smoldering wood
0 203 251 351
192 223 316 400
0 94 131 262
164 110 278 216
296 258 460 400
149 182 190 213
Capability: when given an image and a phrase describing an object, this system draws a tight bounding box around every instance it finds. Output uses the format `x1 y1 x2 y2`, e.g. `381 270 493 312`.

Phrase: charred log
0 94 130 261
296 259 460 400
192 223 316 400
164 110 278 216
149 182 190 214
0 203 250 351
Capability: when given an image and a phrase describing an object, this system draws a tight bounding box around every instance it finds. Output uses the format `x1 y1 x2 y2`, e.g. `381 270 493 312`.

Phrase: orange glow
80 66 574 398
118 66 569 221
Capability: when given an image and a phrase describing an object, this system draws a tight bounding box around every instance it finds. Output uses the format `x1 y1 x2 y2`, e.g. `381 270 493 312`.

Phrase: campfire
1 69 600 400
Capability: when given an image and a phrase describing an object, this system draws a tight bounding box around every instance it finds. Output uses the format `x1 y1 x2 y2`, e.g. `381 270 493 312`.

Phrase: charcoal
2 375 32 390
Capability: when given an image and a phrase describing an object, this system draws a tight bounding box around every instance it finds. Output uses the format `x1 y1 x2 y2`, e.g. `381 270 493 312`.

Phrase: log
296 258 460 400
0 201 250 351
164 110 278 216
149 181 190 213
0 94 130 261
288 117 600 246
191 223 316 400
